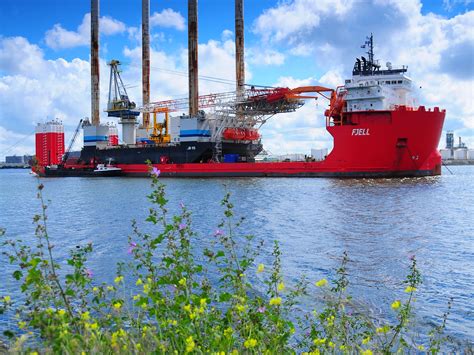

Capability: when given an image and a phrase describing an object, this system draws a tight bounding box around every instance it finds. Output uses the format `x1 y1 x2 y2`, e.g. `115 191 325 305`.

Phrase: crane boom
60 119 83 167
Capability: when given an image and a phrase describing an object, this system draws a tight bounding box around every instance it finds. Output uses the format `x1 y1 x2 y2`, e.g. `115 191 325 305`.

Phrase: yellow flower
362 336 370 344
417 345 425 351
135 343 142 350
183 304 192 312
391 300 401 310
235 304 247 313
328 341 335 348
178 277 187 286
244 338 257 348
133 294 140 301
376 325 390 334
200 298 207 307
361 350 373 355
405 286 417 293
257 263 265 273
136 278 143 286
277 282 285 292
185 336 195 353
143 284 150 294
231 350 238 355
315 278 328 287
313 338 326 346
3 296 11 303
339 344 347 351
90 322 98 330
81 311 90 321
18 321 27 329
269 297 282 306
224 327 233 337
189 311 197 320
92 287 99 292
107 286 115 291
114 276 124 284
58 309 66 317
113 302 122 310
30 352 38 355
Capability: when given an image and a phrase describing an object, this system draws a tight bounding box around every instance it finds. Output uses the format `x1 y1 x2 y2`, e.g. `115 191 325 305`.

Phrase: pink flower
151 167 160 177
257 306 266 313
127 242 137 254
178 223 186 231
85 269 93 279
214 229 224 237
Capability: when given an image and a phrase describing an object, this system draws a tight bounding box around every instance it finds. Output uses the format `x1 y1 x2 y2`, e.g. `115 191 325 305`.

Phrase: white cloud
150 9 186 31
248 49 285 66
44 13 126 50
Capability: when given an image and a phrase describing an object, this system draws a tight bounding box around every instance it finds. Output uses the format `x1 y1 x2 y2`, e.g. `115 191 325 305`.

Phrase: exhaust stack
91 0 100 126
235 0 245 99
188 0 199 116
142 0 150 128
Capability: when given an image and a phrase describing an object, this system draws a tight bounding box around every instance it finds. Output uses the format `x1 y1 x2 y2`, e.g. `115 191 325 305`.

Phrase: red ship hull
115 106 445 178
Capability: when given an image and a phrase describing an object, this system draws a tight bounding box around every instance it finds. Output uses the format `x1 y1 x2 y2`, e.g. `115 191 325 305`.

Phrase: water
1 167 473 344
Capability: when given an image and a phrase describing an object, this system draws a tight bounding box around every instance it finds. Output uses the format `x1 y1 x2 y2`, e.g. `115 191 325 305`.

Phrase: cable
0 130 35 157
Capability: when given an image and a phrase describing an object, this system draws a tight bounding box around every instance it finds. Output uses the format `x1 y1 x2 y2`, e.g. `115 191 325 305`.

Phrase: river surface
0 167 473 345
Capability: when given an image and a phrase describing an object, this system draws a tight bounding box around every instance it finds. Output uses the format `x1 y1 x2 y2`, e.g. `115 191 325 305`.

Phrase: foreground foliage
0 172 452 353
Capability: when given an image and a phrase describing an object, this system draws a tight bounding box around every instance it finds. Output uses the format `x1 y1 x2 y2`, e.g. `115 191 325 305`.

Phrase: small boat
93 160 122 176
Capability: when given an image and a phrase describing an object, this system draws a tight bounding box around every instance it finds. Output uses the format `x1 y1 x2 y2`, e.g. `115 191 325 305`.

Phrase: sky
0 0 473 160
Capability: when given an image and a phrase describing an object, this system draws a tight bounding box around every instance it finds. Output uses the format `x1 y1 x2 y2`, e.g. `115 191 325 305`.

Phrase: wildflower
277 281 285 292
18 321 26 330
113 302 122 310
178 277 187 286
107 286 115 291
3 296 11 303
340 344 347 351
143 284 150 294
183 304 192 312
214 229 224 237
200 298 207 307
127 242 137 255
257 306 266 313
231 350 238 355
328 341 335 348
417 345 425 350
178 223 187 231
114 275 124 284
257 263 265 273
362 336 370 344
133 294 140 301
185 336 195 353
376 325 390 334
361 350 373 355
136 343 142 350
224 327 233 337
151 167 161 177
30 352 38 355
313 338 326 346
136 278 143 286
405 286 417 293
93 287 99 292
85 269 93 278
269 297 282 306
391 300 401 310
58 309 66 317
90 323 98 330
81 312 90 321
244 338 257 348
315 278 328 287
235 304 247 313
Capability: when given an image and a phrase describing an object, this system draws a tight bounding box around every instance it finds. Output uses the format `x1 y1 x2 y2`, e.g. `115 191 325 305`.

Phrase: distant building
5 155 33 164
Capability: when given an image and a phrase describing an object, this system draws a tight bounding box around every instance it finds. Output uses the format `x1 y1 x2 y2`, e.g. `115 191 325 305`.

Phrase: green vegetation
0 169 452 353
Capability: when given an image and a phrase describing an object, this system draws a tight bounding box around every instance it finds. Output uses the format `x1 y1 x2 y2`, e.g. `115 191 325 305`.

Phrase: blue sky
0 0 473 158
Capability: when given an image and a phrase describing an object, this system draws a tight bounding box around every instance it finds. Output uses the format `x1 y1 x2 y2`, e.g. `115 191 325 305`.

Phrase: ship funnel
91 0 100 126
188 0 199 116
235 0 245 100
142 0 150 128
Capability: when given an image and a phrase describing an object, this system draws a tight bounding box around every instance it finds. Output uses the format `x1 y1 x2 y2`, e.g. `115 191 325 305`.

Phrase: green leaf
13 270 22 280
